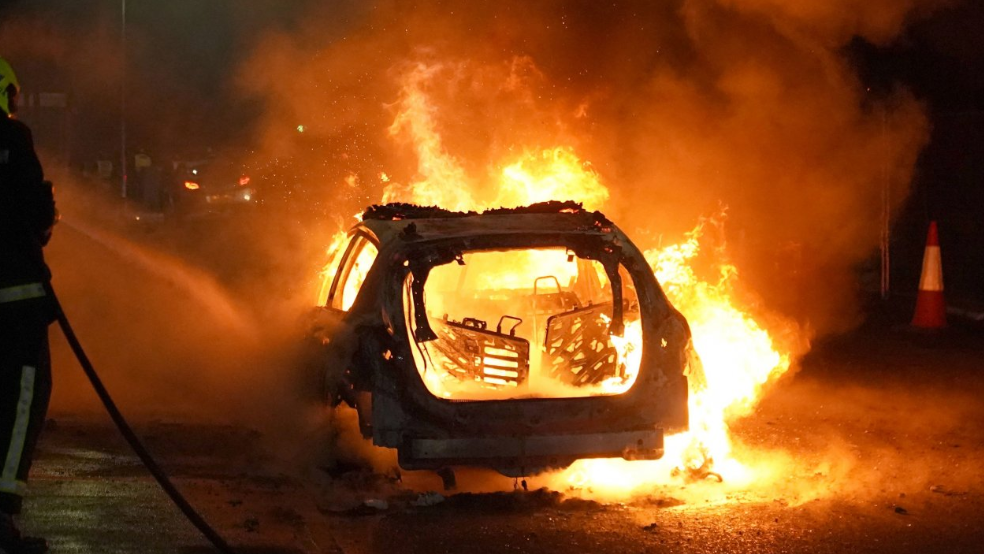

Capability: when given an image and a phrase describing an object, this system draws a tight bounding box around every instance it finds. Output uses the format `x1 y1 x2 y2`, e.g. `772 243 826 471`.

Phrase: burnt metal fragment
671 457 723 483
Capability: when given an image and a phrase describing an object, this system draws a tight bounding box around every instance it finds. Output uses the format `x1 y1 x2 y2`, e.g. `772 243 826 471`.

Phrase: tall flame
383 62 476 211
647 223 790 471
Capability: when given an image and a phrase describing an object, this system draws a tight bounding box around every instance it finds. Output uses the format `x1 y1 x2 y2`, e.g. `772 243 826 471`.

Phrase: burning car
307 201 695 477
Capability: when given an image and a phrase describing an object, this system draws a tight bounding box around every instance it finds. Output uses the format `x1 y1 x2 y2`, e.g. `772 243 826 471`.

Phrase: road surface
20 315 984 553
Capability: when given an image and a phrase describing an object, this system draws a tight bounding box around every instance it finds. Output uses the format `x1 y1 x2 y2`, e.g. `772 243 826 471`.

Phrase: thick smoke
240 0 938 334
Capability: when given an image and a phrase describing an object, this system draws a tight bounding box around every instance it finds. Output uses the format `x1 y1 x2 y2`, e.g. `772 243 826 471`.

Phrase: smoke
0 8 124 145
716 0 944 45
237 0 940 336
2 0 949 483
0 4 336 438
0 1 310 157
47 177 262 419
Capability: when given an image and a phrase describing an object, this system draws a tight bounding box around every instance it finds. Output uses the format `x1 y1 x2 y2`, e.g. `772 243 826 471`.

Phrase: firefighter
0 56 55 554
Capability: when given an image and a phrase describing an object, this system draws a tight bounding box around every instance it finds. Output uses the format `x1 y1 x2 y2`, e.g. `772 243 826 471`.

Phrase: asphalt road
18 315 984 554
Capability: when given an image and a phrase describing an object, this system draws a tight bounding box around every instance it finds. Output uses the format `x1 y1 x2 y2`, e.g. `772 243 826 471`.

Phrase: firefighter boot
0 513 48 554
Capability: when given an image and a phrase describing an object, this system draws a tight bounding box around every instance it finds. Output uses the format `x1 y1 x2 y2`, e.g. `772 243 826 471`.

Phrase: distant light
297 125 306 133
184 181 200 190
192 169 198 175
239 175 251 186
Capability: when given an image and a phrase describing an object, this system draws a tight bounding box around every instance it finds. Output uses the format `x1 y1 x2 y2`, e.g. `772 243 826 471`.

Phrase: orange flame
550 221 794 498
496 148 608 210
317 231 350 307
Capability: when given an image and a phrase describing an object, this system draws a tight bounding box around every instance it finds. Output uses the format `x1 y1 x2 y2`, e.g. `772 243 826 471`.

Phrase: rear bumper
398 428 664 473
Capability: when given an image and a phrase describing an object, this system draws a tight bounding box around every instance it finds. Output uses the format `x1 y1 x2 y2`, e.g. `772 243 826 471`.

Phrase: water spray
47 284 237 554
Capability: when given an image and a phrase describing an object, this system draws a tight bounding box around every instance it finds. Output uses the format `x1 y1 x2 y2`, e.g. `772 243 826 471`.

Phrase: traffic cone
911 221 946 329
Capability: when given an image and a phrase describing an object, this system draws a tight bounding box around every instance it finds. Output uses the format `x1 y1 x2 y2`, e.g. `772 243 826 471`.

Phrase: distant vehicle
303 201 695 478
167 157 258 216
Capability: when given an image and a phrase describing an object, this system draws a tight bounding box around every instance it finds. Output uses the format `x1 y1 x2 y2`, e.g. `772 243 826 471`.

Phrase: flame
319 62 799 499
383 62 475 211
649 223 790 458
550 222 793 498
316 231 350 307
382 62 606 213
496 148 608 210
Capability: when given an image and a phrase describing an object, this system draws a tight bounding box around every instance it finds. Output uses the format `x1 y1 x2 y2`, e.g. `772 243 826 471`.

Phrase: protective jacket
0 114 54 518
0 115 53 288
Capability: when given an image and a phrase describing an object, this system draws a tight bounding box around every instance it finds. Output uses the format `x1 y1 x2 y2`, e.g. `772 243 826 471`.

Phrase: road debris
244 516 260 532
930 485 965 496
411 492 446 507
364 499 389 510
671 457 723 483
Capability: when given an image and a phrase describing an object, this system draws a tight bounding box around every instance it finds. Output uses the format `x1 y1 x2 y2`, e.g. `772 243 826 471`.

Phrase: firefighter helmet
0 57 21 116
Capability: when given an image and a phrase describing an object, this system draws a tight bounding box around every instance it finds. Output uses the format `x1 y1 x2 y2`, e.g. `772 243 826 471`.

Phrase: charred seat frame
308 201 691 475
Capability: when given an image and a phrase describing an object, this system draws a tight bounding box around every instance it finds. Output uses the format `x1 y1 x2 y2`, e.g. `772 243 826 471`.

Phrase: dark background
847 2 984 308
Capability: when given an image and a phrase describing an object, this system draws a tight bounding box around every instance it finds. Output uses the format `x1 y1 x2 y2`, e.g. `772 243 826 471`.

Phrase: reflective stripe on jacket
0 283 45 304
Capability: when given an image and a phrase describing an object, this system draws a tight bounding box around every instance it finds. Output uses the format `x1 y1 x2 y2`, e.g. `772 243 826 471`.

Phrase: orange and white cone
911 221 946 329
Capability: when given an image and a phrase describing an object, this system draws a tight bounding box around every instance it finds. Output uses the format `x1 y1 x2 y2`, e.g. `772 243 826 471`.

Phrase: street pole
120 0 127 200
880 111 890 300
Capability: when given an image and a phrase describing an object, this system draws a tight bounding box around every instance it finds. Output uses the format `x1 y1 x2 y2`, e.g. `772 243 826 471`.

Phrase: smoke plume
240 0 939 334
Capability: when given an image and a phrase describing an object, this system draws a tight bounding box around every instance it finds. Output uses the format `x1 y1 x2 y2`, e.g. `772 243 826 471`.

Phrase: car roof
356 201 620 247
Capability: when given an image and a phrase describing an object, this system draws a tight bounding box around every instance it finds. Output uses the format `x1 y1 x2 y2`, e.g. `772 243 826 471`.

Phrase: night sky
848 3 984 304
3 1 981 149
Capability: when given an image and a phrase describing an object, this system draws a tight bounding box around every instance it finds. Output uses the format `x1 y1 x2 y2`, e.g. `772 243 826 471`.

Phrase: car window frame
327 231 380 312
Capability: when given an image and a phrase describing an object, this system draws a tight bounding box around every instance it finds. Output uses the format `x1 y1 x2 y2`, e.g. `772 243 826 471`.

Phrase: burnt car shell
308 201 691 476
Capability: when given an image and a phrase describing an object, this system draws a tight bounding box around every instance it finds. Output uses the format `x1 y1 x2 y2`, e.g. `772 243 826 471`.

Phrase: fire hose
49 286 238 554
